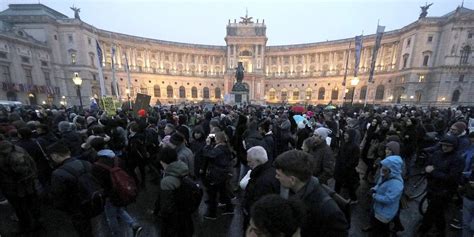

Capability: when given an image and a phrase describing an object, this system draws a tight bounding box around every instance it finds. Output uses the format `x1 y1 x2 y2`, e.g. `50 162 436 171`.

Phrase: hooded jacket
372 155 404 223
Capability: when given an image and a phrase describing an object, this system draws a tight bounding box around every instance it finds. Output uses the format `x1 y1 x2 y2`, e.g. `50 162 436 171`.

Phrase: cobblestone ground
0 162 462 237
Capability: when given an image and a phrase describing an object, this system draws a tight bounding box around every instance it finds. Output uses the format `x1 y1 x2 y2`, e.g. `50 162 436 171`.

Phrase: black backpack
321 183 351 225
62 161 105 218
176 176 203 213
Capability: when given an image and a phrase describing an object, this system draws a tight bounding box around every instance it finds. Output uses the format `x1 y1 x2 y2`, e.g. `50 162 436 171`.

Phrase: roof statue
419 2 433 19
239 8 253 25
70 5 81 20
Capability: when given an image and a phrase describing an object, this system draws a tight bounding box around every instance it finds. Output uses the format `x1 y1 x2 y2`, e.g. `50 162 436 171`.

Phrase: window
281 90 288 101
460 45 471 65
54 35 57 40
427 36 433 43
179 86 186 98
240 51 252 57
0 52 6 59
88 38 92 45
292 90 299 100
452 90 461 103
459 74 465 82
215 87 221 99
68 35 73 43
92 74 97 81
401 76 405 83
331 88 339 100
41 61 48 67
305 89 312 100
24 68 33 84
468 33 473 39
297 56 302 64
203 87 210 99
44 71 51 86
191 87 197 98
71 53 76 64
166 85 173 98
311 55 315 63
284 56 289 64
359 86 367 100
140 86 148 95
415 90 423 103
418 75 425 83
269 89 276 100
0 65 11 83
89 53 95 67
153 85 161 97
318 88 325 100
21 56 30 63
375 85 385 100
406 38 411 48
272 57 277 65
423 55 429 66
323 54 329 62
402 54 409 68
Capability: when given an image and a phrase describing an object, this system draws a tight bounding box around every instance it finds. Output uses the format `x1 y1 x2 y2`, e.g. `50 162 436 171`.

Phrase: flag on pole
96 40 106 97
354 35 363 77
368 25 385 83
111 45 119 98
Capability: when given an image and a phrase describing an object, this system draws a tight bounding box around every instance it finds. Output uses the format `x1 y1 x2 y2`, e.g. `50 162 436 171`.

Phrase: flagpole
111 45 119 100
341 41 352 105
124 53 132 110
96 40 106 97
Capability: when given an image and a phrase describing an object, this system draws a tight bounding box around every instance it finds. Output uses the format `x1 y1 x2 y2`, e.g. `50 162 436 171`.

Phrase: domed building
0 4 473 107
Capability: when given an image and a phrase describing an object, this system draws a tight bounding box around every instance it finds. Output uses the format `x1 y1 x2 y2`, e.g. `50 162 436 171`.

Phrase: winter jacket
176 144 195 178
372 155 404 223
309 142 335 185
201 144 233 185
91 151 126 206
16 138 51 183
426 149 464 194
60 131 83 157
293 177 349 237
242 162 280 215
334 130 360 187
190 138 206 178
157 160 193 237
262 132 275 162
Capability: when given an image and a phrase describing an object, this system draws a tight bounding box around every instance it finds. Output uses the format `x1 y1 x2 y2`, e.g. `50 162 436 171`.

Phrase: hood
164 160 189 177
97 149 115 158
380 155 403 180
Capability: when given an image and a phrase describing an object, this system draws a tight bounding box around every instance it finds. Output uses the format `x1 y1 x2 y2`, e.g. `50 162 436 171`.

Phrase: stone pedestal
231 82 249 105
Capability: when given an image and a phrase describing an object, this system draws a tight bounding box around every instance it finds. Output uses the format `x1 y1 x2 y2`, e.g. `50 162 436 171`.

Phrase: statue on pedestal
235 62 244 83
70 6 81 20
419 3 433 19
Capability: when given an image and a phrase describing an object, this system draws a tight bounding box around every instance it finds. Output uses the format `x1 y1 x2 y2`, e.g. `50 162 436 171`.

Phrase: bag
321 183 351 224
95 159 138 206
6 145 37 182
62 162 105 218
176 176 203 213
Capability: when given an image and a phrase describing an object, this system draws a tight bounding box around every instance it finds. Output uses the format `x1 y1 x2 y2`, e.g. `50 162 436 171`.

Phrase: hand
206 137 211 146
425 165 435 173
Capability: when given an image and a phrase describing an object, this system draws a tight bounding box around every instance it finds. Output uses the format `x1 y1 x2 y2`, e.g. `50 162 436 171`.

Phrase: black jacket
242 162 280 214
293 177 349 237
60 131 83 157
335 138 360 187
202 144 232 185
262 133 276 162
426 149 464 194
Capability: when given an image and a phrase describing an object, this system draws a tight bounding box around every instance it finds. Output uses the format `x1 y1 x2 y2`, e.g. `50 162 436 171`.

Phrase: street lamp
350 77 360 106
72 72 83 110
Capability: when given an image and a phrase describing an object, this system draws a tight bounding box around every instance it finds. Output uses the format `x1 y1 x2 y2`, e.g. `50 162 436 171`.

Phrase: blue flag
96 40 103 68
354 35 363 77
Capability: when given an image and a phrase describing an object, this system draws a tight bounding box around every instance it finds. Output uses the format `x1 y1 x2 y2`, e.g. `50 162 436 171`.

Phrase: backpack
5 145 37 182
321 183 351 225
95 158 138 207
176 176 203 213
62 161 105 218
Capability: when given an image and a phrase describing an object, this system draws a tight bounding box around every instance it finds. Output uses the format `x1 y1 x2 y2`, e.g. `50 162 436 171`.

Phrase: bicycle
403 172 427 200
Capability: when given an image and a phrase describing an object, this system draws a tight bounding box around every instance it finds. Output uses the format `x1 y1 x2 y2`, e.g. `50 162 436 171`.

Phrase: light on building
28 93 35 98
410 95 414 99
42 101 46 105
345 89 349 93
441 97 446 101
125 89 130 94
72 72 82 86
388 96 393 100
351 77 360 86
62 96 66 99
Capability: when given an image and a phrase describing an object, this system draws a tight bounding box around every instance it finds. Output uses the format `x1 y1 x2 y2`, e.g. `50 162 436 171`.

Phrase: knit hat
385 141 400 156
58 121 73 133
97 149 115 158
86 116 97 127
313 127 331 140
452 121 467 132
439 135 459 148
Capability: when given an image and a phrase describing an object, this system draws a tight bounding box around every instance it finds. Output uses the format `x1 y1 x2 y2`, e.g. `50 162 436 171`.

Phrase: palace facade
0 4 473 107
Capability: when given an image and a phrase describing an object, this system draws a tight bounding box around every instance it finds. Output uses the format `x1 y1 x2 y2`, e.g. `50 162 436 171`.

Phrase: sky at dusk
1 0 470 45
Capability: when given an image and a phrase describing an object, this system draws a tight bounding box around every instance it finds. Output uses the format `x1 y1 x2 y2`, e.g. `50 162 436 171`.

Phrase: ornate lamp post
72 72 83 110
350 77 360 106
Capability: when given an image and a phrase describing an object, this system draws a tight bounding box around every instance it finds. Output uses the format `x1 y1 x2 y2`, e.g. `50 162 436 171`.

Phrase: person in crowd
361 117 381 181
242 146 280 230
201 131 234 219
169 133 195 178
302 128 335 185
274 150 349 236
334 128 360 204
156 147 194 237
57 121 83 157
246 194 305 237
126 122 149 189
258 120 275 162
418 135 464 236
190 126 206 179
47 141 93 237
449 121 470 154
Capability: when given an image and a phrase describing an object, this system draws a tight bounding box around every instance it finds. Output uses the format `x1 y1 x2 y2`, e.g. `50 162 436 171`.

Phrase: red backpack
96 158 138 206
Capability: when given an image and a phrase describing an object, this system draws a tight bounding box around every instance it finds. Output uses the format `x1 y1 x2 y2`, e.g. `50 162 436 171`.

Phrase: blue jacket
372 155 404 223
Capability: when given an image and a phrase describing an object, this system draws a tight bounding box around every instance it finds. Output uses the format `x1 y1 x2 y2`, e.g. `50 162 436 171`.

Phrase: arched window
331 88 339 100
167 85 173 98
269 88 276 100
402 54 409 68
215 87 221 99
305 88 312 100
375 85 385 100
415 90 423 103
359 86 367 100
452 90 461 103
281 89 288 101
318 87 325 100
423 55 429 66
179 86 186 98
154 85 160 97
292 89 300 101
203 87 209 99
191 87 198 98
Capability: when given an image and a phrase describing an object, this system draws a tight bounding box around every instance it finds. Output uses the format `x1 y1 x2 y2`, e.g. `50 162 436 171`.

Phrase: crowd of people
0 102 473 237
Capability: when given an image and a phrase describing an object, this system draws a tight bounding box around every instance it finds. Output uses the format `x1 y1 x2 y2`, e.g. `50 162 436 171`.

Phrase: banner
368 25 385 83
101 96 116 116
133 93 151 114
354 35 363 77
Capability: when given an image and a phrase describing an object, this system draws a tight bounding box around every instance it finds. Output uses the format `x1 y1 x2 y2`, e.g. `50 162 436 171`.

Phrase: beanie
452 121 467 132
313 127 331 140
385 141 400 156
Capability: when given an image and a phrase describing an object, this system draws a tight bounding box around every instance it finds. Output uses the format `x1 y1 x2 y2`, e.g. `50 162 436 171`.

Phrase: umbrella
291 106 305 113
325 105 337 110
292 115 306 124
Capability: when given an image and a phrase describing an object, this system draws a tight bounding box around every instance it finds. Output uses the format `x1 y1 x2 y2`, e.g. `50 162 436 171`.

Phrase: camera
208 133 216 143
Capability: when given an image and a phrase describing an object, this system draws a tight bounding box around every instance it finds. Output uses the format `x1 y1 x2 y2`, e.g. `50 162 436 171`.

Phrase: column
227 46 231 68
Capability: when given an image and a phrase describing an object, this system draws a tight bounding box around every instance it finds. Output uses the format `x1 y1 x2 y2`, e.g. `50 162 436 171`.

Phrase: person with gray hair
242 146 280 231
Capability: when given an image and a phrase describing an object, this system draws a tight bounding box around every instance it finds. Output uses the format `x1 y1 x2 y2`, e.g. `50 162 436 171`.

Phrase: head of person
247 146 268 169
312 127 330 145
449 122 467 136
17 127 33 140
169 133 185 149
164 123 175 135
258 120 271 135
158 146 178 169
246 195 304 237
214 131 228 145
385 141 400 157
46 141 71 165
439 135 458 153
344 128 357 144
273 150 313 191
36 124 49 135
192 126 205 141
302 136 317 153
380 155 403 179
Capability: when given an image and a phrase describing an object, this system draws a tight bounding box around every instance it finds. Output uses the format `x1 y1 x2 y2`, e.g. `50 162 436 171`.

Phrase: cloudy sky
1 0 469 45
